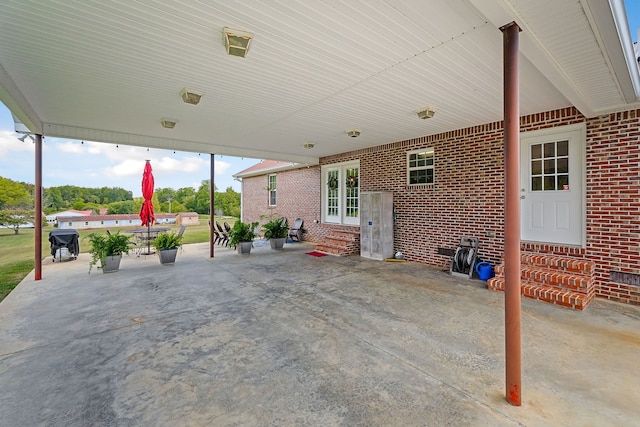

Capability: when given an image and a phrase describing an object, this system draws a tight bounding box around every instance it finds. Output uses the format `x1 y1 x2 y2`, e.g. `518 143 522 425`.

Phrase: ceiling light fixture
161 118 177 129
346 129 361 138
416 107 436 119
180 88 204 105
303 143 315 149
223 27 253 58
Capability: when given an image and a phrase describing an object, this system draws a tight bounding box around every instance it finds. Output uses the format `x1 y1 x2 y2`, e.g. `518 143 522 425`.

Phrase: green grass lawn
0 215 235 302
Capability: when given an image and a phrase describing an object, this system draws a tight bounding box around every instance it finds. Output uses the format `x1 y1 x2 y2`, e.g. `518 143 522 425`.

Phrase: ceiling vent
346 129 361 138
223 27 253 58
416 107 436 119
180 88 203 105
161 118 177 129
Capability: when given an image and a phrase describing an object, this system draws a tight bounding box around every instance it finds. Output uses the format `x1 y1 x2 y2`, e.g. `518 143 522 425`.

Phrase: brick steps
314 231 360 257
487 254 595 310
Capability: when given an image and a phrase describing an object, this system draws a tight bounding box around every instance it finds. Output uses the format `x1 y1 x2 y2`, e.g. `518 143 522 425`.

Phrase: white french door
322 161 360 225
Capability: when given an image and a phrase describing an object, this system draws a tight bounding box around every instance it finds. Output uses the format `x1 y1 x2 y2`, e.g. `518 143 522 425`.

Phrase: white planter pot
237 241 253 255
158 248 178 264
101 254 122 273
270 238 286 250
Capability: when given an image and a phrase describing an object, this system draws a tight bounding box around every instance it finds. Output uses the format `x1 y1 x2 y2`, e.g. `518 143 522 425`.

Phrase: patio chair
288 218 304 242
209 220 221 245
216 221 229 246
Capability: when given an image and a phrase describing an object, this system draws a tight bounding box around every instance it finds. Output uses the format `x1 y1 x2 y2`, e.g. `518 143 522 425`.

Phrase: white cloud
56 141 85 154
105 159 146 178
155 156 206 174
0 130 35 158
103 152 207 180
215 159 231 175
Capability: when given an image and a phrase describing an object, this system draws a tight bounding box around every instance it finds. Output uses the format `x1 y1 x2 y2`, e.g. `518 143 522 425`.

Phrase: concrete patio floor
0 241 638 426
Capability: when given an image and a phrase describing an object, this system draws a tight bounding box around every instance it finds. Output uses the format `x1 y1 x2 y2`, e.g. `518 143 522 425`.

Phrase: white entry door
520 124 585 246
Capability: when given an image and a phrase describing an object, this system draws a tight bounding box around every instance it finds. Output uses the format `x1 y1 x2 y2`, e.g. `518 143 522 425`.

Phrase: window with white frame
268 174 276 206
322 160 360 225
407 148 435 185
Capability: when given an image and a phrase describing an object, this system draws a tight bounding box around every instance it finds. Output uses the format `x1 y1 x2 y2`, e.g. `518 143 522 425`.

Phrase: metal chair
216 221 229 246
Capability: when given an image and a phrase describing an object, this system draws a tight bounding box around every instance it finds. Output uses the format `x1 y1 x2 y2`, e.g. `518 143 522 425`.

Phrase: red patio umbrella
139 160 155 254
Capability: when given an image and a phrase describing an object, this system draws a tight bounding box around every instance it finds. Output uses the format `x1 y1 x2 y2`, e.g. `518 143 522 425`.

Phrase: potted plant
154 231 183 264
228 221 258 255
262 218 289 250
87 232 131 273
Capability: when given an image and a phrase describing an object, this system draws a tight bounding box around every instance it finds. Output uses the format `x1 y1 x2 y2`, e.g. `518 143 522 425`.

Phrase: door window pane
558 175 569 189
544 159 555 174
557 158 568 174
531 145 542 159
530 141 569 192
544 176 556 190
544 142 555 157
531 160 542 175
532 176 542 191
557 140 568 156
345 168 359 218
327 170 339 216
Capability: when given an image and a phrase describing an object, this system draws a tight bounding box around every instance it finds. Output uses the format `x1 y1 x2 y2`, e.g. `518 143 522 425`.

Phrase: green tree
176 187 196 212
0 209 35 235
72 199 87 210
156 187 177 203
107 200 138 214
0 176 31 209
216 186 241 218
44 187 66 211
175 187 196 203
193 180 215 214
160 200 187 213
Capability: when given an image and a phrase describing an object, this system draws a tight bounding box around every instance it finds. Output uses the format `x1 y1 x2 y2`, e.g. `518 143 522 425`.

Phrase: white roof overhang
1 0 637 164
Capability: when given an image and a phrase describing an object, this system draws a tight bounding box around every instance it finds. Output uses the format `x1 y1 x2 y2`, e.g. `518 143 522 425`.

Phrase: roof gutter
233 162 309 179
609 0 640 100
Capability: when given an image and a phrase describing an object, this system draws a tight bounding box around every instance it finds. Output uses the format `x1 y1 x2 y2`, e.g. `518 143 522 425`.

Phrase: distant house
176 212 199 226
45 209 92 224
56 213 176 230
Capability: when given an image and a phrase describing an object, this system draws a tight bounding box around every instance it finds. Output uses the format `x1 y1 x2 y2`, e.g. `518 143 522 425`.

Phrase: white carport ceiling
0 0 637 164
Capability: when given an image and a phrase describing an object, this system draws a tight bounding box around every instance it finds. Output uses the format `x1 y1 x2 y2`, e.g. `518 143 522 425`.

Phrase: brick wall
321 107 640 306
241 107 640 306
241 166 323 242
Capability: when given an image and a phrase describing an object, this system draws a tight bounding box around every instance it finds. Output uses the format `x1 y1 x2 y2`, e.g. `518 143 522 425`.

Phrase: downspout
501 21 522 406
34 134 42 280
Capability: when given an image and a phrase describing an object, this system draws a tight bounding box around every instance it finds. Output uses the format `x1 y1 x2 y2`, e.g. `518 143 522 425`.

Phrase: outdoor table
125 227 170 255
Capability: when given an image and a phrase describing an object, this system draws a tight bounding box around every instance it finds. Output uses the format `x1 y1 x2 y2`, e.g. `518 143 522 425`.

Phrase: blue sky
627 0 640 41
0 103 260 197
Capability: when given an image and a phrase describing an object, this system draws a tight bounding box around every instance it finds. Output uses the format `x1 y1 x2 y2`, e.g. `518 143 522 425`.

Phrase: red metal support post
210 153 215 258
34 134 43 280
501 21 522 406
